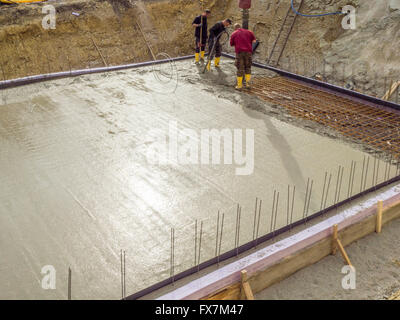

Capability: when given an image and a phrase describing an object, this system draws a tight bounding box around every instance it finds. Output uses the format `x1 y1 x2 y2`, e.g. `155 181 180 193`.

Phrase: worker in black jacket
206 18 232 71
192 9 211 63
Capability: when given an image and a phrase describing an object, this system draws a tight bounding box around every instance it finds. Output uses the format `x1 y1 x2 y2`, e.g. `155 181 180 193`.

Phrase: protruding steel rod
320 172 328 210
363 157 370 191
255 200 262 247
68 267 72 300
252 198 258 241
305 180 313 221
303 178 310 219
217 213 225 266
215 211 220 257
273 192 280 236
290 185 296 228
324 173 332 209
194 220 197 266
270 190 276 233
360 156 366 193
197 222 203 272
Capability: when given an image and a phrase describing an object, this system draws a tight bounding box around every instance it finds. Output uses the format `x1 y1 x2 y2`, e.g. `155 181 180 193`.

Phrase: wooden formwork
158 192 400 300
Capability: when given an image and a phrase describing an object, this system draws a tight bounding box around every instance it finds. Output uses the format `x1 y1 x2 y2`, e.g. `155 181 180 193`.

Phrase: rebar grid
250 76 400 160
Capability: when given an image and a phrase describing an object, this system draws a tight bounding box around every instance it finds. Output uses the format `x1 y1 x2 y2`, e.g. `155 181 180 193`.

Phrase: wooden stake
240 270 254 300
376 200 383 233
332 224 338 255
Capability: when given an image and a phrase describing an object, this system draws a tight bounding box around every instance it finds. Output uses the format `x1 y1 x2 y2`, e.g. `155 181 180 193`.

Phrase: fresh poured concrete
0 60 396 299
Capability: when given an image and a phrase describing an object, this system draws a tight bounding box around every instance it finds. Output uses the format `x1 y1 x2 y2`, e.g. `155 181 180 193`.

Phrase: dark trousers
195 37 207 53
208 38 222 58
235 51 252 77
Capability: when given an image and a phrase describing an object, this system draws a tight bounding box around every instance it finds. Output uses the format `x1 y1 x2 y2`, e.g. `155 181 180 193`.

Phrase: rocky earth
0 0 399 100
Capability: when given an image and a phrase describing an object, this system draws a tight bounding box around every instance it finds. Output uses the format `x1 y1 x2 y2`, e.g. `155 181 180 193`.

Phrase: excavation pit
0 59 398 299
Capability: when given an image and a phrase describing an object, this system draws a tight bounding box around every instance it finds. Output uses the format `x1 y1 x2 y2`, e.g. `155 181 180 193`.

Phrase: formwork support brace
240 270 254 300
332 224 352 266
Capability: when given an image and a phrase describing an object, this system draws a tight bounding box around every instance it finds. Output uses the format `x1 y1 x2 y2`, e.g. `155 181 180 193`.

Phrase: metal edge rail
222 53 400 112
0 55 195 90
127 174 400 300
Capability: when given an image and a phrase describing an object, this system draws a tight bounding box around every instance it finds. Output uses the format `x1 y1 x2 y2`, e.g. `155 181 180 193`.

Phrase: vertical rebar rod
323 174 332 209
252 198 258 241
194 220 197 266
120 250 124 299
236 206 242 256
303 178 310 219
360 156 366 193
270 190 276 232
320 172 328 210
334 166 341 204
287 185 290 225
347 161 354 198
372 156 377 187
337 166 344 204
363 157 370 191
290 185 296 228
273 192 280 235
215 212 219 257
123 250 126 296
376 159 381 185
255 200 262 247
217 213 225 266
305 180 313 220
68 267 72 300
197 222 203 272
350 161 356 196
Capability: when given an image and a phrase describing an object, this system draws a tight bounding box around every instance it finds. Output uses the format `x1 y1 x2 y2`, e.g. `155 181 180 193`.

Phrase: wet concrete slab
0 59 396 299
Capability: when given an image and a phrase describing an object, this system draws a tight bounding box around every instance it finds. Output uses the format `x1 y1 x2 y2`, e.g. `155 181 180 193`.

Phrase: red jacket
230 28 256 54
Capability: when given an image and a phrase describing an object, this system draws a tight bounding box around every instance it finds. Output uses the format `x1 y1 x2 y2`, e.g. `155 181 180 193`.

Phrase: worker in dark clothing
206 18 232 71
192 9 211 63
230 23 256 89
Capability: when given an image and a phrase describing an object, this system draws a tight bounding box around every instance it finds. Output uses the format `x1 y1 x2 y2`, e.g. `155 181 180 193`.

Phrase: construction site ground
256 200 400 300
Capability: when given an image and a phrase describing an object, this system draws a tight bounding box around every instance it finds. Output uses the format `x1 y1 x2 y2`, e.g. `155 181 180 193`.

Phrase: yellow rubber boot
235 77 243 90
215 57 221 68
245 74 251 88
206 60 212 71
200 51 205 61
195 53 200 64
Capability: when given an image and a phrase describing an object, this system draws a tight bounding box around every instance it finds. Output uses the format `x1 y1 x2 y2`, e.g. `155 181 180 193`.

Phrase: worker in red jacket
230 23 256 89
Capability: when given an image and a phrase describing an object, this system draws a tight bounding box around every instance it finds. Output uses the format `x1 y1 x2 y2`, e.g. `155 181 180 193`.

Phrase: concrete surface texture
0 59 396 299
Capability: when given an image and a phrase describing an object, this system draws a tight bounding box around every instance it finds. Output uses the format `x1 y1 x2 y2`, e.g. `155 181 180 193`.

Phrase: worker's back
230 28 255 53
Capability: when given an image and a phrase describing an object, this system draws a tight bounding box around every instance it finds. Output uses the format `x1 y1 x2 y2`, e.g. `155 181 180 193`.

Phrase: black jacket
209 22 226 39
193 15 208 39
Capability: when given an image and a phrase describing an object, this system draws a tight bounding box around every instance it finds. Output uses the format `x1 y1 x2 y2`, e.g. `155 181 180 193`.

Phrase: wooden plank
388 289 400 300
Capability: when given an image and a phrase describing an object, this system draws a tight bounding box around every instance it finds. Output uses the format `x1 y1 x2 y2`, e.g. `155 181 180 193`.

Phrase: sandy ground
256 214 400 300
1 59 395 299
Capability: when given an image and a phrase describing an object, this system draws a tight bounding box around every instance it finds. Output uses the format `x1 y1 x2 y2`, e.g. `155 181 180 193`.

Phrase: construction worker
192 9 211 64
230 23 256 90
206 18 232 71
